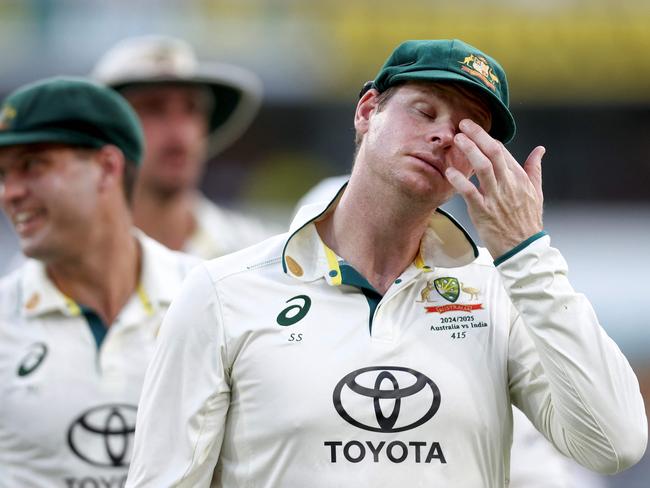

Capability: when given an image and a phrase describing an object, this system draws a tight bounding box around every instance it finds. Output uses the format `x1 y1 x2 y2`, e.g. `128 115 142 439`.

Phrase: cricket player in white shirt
127 39 647 487
92 35 275 259
297 178 609 488
0 77 197 487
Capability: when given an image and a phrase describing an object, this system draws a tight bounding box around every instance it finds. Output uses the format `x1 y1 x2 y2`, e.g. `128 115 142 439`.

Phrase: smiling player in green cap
126 39 646 487
0 77 197 487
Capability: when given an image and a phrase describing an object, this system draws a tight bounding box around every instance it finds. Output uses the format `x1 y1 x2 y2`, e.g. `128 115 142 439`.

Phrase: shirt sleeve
126 264 230 487
504 235 647 475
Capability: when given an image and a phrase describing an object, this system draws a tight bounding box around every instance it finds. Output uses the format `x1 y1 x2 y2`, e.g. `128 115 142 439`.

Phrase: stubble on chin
140 168 191 201
150 183 186 202
386 167 444 208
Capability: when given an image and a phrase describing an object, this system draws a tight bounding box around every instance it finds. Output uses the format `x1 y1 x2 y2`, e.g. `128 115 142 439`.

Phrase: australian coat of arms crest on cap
459 54 499 92
0 105 16 131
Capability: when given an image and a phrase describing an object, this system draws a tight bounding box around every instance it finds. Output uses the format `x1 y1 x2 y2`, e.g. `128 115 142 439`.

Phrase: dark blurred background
0 1 648 485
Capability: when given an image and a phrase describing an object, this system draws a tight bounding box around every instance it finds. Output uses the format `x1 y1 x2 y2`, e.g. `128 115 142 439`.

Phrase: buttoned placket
369 261 435 342
320 238 437 342
98 285 157 377
55 284 157 378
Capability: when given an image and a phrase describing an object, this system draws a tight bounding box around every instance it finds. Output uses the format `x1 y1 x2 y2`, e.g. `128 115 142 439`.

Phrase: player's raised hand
445 119 545 259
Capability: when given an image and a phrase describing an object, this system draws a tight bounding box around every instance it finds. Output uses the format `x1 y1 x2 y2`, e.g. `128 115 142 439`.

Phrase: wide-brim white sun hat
91 35 263 156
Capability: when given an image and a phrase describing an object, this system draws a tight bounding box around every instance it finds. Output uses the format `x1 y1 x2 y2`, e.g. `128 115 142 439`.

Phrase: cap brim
391 70 516 143
108 63 263 157
0 129 105 151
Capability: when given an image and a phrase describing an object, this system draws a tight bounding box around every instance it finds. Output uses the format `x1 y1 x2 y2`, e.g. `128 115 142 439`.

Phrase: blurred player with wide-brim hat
92 35 274 258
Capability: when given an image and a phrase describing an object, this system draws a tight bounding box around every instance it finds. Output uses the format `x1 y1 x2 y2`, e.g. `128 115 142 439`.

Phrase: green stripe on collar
79 306 108 351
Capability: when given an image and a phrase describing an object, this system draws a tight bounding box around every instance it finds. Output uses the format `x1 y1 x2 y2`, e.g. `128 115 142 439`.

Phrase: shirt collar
20 259 74 317
19 230 185 318
283 183 478 284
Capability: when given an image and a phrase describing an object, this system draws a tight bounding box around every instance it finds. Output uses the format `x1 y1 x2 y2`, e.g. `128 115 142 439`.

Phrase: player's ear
354 89 381 137
96 145 125 195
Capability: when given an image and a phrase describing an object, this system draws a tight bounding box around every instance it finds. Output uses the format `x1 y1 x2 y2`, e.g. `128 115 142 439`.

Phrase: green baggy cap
0 76 144 164
371 39 516 143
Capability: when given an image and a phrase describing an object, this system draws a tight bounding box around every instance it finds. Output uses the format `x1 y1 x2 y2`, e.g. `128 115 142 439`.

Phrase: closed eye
417 109 435 120
0 157 43 183
23 157 45 172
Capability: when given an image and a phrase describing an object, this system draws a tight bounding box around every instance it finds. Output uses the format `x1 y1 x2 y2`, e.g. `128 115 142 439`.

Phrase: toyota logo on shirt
67 404 137 467
333 366 441 432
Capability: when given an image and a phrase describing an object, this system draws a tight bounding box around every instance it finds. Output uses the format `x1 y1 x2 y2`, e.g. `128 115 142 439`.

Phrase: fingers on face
458 119 510 179
452 119 545 208
453 131 497 195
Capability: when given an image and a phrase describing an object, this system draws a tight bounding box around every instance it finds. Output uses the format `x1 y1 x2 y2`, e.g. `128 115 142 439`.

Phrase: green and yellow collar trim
282 185 478 284
19 232 172 319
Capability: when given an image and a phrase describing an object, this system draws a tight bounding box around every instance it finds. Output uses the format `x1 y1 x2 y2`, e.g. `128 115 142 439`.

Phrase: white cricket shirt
0 234 197 488
127 198 647 488
296 178 607 488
